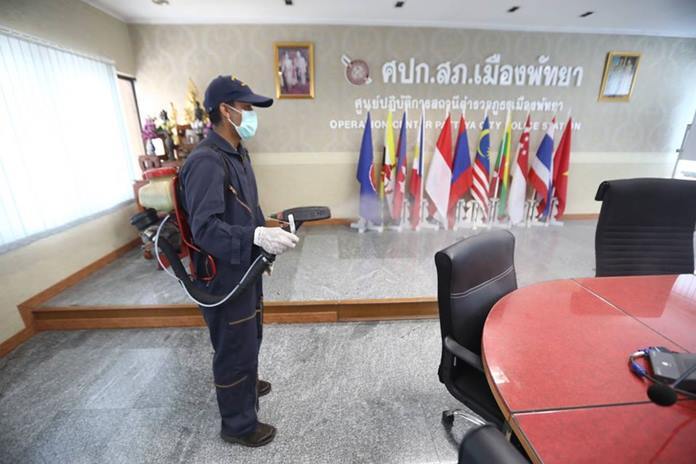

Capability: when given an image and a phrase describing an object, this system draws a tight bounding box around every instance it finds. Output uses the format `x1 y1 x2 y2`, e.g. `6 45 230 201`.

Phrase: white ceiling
84 0 696 38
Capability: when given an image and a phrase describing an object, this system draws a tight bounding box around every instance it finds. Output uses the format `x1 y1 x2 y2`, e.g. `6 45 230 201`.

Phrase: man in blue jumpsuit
180 75 299 447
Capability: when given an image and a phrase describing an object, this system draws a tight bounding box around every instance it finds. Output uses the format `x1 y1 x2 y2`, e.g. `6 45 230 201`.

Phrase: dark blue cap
204 75 273 113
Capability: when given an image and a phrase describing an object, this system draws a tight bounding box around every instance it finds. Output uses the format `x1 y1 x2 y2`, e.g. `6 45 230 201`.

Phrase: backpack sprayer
131 167 330 307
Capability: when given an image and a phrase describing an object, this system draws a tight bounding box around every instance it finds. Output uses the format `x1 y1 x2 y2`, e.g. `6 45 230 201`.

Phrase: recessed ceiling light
507 6 520 13
395 1 405 7
285 0 293 5
580 11 594 18
152 0 169 5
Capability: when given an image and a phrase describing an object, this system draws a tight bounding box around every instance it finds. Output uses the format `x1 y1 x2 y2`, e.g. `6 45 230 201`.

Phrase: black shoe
257 379 272 397
220 422 276 447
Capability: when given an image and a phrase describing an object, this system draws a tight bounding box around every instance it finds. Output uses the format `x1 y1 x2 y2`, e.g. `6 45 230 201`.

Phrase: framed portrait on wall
598 51 641 102
274 42 315 99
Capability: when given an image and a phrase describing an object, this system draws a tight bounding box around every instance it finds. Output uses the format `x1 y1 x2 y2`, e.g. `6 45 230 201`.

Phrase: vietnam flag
447 115 473 229
408 110 425 229
392 112 408 222
552 117 572 219
425 114 453 225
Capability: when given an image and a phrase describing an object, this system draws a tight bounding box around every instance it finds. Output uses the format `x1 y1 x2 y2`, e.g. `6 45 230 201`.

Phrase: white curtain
0 30 136 248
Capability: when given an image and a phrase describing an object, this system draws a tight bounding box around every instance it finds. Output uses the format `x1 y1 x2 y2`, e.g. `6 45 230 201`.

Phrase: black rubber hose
156 235 273 306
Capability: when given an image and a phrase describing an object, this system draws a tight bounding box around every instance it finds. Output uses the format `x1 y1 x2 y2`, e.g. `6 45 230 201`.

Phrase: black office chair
459 424 529 464
595 178 696 277
435 230 517 431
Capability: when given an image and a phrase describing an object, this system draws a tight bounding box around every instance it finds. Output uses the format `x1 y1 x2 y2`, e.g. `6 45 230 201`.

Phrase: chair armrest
444 336 484 373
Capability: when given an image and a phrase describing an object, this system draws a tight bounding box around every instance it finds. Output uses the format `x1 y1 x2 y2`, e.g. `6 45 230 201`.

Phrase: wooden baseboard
562 213 599 220
4 238 141 356
0 327 35 358
18 238 140 310
31 297 437 330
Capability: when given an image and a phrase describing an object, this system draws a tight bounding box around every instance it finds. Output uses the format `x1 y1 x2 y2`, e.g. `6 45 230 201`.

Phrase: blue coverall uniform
179 130 266 437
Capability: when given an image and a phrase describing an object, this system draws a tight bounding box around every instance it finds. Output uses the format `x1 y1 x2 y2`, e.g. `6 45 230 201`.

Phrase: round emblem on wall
341 54 372 86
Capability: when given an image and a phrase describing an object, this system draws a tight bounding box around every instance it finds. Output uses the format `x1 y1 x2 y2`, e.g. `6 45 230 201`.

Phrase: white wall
0 0 139 345
0 205 138 344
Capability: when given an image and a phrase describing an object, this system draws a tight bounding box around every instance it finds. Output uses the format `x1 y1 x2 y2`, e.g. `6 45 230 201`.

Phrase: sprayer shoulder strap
211 146 254 215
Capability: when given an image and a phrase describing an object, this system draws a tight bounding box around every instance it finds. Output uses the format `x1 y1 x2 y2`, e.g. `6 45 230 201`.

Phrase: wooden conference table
482 274 696 464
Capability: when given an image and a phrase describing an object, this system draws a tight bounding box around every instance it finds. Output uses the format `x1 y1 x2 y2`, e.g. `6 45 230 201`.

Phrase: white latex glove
254 227 299 256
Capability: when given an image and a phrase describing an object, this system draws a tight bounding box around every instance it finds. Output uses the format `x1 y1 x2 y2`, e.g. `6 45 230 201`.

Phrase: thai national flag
356 112 380 223
448 115 473 228
472 116 491 220
529 117 556 217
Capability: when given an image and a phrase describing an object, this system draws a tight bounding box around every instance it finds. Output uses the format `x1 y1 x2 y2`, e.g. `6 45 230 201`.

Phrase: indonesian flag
529 117 556 217
447 114 473 229
552 117 573 219
472 116 492 220
409 110 425 229
425 114 453 225
392 112 408 222
380 111 396 217
508 114 532 225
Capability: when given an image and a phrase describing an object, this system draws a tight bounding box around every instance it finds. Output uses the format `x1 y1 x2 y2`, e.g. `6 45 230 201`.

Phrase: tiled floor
44 221 598 306
1 321 476 464
3 222 603 463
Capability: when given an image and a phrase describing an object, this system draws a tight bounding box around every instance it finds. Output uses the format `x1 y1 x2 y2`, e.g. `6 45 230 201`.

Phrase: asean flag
356 112 380 223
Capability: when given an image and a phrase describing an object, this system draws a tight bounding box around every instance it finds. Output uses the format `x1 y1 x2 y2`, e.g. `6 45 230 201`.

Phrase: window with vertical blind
0 29 136 251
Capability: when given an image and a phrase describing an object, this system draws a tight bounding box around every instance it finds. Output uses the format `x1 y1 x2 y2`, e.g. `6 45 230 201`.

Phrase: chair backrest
459 424 528 464
595 178 696 277
138 155 161 173
435 230 517 356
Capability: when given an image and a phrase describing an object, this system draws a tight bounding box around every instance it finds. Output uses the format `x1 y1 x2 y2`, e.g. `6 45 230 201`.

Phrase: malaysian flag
472 116 491 220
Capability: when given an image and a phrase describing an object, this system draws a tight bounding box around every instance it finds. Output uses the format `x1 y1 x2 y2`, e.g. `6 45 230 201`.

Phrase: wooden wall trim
18 238 140 309
30 297 438 330
0 327 35 358
562 213 599 220
3 238 141 357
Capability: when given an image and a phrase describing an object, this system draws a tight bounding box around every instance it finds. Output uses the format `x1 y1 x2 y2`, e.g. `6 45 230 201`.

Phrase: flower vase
146 138 156 155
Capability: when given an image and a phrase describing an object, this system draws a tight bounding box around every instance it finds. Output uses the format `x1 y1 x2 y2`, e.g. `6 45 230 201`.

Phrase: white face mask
227 105 258 140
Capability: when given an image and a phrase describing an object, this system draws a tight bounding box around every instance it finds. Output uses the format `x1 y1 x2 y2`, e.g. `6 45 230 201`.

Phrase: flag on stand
508 114 532 224
448 114 473 228
552 117 573 219
356 112 380 223
409 110 425 229
472 116 491 220
380 111 396 219
491 110 512 218
392 112 408 222
529 117 556 217
425 114 453 225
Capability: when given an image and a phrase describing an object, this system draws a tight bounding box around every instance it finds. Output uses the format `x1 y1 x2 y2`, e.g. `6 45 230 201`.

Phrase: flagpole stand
470 202 488 230
350 217 384 233
386 204 409 232
530 199 551 227
486 199 499 230
521 199 536 228
350 217 367 233
419 199 440 230
549 198 564 227
453 199 472 230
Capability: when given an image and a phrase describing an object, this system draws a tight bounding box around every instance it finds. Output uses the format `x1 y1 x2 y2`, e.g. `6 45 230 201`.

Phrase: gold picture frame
598 51 641 102
274 42 315 99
